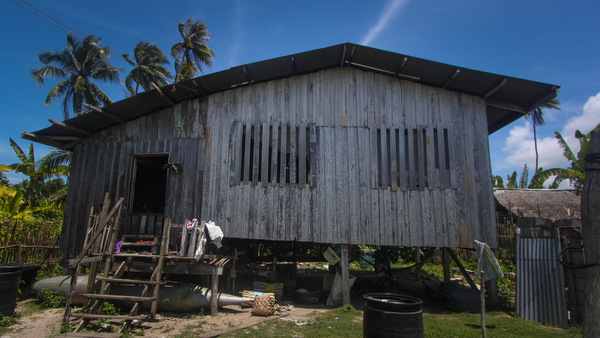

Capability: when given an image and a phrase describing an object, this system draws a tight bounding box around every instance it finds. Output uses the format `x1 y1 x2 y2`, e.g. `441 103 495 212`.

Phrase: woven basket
251 295 276 316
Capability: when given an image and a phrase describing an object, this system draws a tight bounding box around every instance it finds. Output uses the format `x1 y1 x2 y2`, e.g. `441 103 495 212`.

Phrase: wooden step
80 294 155 302
96 277 165 285
121 235 157 240
120 242 156 247
69 313 148 320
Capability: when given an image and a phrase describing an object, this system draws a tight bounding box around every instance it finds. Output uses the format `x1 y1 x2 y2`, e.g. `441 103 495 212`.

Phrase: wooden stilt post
582 129 600 337
480 271 486 338
341 244 350 305
442 247 451 281
211 273 219 316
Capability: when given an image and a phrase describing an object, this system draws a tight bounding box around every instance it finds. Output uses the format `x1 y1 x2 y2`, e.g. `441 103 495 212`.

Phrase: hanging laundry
205 221 224 248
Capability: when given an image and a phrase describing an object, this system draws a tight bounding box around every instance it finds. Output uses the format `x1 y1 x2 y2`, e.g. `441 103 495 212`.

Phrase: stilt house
24 43 558 257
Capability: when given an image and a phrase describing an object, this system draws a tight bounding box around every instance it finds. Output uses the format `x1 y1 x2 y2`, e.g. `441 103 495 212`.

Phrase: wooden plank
210 273 219 316
438 127 449 188
279 124 288 186
335 127 349 242
417 126 427 189
243 122 252 183
370 126 379 189
251 123 260 186
425 126 438 188
390 127 398 192
298 123 307 186
380 126 389 189
407 128 416 189
68 255 104 266
270 123 280 185
95 277 165 285
261 123 270 186
80 294 155 302
69 313 147 320
309 124 317 189
289 125 297 186
151 218 170 318
398 128 407 190
347 127 361 243
229 121 242 185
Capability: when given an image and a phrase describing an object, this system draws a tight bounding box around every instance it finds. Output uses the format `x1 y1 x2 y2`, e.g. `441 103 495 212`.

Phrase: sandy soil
2 300 329 338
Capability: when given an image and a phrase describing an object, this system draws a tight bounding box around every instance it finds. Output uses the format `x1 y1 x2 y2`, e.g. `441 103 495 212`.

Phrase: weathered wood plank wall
61 99 208 256
61 66 496 256
201 67 496 248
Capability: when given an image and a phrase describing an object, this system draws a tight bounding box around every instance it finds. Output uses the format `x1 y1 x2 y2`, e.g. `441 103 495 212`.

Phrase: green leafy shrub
0 314 17 328
38 288 65 308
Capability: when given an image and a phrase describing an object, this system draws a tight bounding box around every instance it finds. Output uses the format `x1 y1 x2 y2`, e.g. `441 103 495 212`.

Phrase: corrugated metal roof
22 43 559 149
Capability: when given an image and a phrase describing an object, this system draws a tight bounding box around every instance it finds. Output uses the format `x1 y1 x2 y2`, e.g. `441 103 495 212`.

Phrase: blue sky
1 0 599 186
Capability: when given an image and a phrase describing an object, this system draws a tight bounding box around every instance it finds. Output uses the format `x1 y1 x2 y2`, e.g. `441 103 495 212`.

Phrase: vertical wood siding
62 66 496 255
61 99 208 256
201 67 496 248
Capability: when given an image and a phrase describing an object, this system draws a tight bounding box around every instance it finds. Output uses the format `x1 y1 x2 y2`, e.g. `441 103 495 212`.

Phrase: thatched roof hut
494 188 581 221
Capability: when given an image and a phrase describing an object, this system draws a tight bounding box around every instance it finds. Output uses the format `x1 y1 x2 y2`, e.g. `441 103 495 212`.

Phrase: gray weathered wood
582 130 600 337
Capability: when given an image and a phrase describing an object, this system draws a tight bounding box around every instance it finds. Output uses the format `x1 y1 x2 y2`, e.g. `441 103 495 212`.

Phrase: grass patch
208 306 581 338
424 311 582 337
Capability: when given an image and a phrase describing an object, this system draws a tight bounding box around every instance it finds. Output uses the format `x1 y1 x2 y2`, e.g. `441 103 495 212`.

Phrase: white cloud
562 92 600 141
502 122 568 170
501 91 600 188
361 0 409 46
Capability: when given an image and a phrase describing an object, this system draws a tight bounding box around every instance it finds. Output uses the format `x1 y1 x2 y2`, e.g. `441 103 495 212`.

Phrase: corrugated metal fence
516 235 568 328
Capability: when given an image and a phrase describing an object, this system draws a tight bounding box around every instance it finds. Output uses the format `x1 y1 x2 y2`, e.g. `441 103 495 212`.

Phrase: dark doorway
129 155 169 236
132 155 169 213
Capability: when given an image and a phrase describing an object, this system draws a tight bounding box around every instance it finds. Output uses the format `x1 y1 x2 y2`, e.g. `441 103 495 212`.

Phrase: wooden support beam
485 100 527 115
445 247 478 290
150 83 176 106
242 66 252 83
524 86 559 114
442 68 461 89
21 131 64 148
83 103 124 124
484 78 507 99
211 273 219 316
442 248 450 282
191 79 208 96
340 44 347 66
340 245 350 305
395 56 409 77
49 119 92 136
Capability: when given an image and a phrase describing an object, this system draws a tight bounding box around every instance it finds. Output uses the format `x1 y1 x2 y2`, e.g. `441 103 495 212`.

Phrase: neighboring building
24 43 559 257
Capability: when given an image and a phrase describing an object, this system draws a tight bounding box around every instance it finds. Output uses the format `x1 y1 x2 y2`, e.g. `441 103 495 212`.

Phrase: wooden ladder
72 219 171 333
63 194 171 334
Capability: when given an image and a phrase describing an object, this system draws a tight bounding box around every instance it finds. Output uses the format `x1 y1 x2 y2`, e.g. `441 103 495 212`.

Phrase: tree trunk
582 129 600 336
533 121 539 173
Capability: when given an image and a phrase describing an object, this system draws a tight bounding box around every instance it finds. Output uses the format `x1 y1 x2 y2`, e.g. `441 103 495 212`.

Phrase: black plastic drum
363 293 424 338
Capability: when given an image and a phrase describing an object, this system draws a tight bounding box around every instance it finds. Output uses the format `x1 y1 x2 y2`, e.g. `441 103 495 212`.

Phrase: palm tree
123 41 173 95
525 98 561 172
171 17 215 82
30 34 122 119
530 123 600 189
1 139 69 207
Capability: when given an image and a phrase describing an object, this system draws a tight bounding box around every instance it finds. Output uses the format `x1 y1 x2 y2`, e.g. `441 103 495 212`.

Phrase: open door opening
129 154 169 236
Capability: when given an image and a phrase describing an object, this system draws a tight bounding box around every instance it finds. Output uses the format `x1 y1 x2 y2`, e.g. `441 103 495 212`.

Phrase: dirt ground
3 299 330 337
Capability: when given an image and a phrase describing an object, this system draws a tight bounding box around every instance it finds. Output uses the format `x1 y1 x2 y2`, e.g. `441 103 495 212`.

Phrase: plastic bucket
363 293 424 338
0 265 22 316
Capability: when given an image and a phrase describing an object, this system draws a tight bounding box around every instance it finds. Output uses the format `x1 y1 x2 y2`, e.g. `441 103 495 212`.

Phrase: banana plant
530 123 600 189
